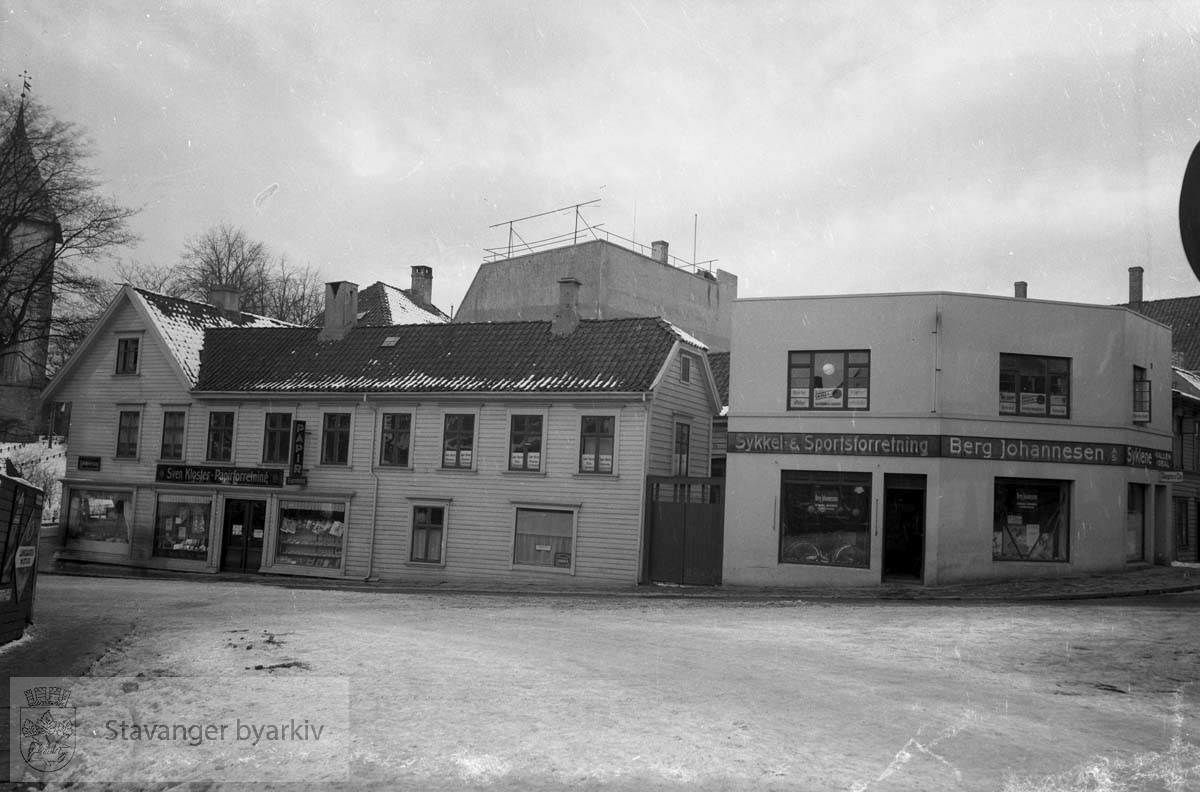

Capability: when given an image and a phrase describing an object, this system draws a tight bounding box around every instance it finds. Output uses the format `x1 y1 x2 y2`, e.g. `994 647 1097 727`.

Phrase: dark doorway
220 498 266 573
883 474 925 581
645 477 724 585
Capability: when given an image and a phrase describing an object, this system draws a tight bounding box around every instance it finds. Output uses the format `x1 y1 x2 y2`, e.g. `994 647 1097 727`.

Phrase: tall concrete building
454 239 738 351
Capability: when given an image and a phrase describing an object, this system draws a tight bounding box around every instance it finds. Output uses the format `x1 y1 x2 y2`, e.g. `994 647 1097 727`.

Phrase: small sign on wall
77 456 101 471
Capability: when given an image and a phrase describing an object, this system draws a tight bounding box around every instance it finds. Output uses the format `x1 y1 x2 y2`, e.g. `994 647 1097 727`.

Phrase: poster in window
1016 489 1039 511
1020 393 1047 414
511 452 524 468
814 488 840 513
814 388 842 408
598 454 613 473
1050 395 1068 416
443 450 457 466
847 388 868 409
1000 392 1017 414
789 388 809 407
460 450 472 467
1025 524 1041 550
527 452 540 468
581 455 595 472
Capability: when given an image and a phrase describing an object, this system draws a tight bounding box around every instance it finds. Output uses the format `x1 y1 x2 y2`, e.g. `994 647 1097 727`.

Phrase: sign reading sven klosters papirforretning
726 432 1173 470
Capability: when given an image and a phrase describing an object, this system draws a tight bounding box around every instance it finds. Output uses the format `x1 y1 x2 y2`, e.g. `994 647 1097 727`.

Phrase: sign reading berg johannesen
727 432 1172 470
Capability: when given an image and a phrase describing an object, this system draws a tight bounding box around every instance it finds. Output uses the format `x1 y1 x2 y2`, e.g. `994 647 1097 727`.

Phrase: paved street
3 574 1199 790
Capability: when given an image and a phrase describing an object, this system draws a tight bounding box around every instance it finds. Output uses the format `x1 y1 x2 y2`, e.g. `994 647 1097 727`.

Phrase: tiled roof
1124 296 1200 370
708 351 729 410
1175 367 1200 404
133 288 296 386
196 317 688 394
314 281 448 327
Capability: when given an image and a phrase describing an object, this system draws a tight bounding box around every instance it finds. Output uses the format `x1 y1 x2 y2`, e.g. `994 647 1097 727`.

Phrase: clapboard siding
647 348 715 476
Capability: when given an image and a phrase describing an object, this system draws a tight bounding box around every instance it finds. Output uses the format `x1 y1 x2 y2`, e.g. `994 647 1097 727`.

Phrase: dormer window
116 338 140 375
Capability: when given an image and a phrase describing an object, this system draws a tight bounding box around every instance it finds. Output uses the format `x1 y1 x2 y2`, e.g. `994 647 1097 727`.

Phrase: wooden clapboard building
40 277 718 587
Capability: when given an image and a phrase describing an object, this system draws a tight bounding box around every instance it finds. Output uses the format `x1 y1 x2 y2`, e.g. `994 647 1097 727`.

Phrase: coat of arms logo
20 686 75 772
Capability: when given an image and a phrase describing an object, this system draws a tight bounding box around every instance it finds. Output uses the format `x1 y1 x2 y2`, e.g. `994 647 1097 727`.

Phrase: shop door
1126 484 1146 562
221 499 266 573
883 475 926 581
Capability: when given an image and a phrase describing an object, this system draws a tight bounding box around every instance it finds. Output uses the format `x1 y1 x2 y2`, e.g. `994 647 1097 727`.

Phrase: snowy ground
3 576 1199 791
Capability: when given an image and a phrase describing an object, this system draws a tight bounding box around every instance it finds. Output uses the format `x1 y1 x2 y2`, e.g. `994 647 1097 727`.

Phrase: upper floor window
680 353 694 383
116 338 140 375
380 413 412 467
509 414 543 472
442 414 475 469
1132 366 1151 424
579 416 615 474
788 350 870 410
160 410 186 460
206 412 235 461
673 422 691 476
263 412 292 464
116 411 140 458
999 353 1070 418
321 413 351 465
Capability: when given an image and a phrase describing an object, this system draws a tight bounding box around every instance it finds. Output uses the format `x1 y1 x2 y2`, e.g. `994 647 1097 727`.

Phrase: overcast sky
5 1 1200 315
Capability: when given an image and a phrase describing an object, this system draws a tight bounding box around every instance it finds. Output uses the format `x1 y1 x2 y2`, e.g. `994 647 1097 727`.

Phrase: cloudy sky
5 1 1200 314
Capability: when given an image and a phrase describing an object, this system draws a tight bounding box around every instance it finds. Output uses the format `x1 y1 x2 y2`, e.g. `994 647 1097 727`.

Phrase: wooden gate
645 477 724 585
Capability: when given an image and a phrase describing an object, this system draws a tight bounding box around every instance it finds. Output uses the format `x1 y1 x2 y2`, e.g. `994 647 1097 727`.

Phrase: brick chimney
1128 266 1144 304
551 277 581 337
319 281 359 342
208 285 241 321
1014 281 1027 299
410 265 432 306
651 240 669 264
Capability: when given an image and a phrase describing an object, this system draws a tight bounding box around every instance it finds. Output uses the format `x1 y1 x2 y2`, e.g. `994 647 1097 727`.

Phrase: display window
513 508 575 571
66 489 132 546
779 471 871 567
152 494 212 560
999 354 1070 418
993 478 1070 561
787 350 870 411
275 500 346 569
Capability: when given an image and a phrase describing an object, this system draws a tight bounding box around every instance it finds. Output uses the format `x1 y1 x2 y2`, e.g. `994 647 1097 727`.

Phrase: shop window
321 413 351 465
263 412 292 464
66 489 131 546
779 471 871 567
411 505 445 563
442 414 475 469
999 354 1070 418
160 410 186 460
993 479 1070 561
1132 366 1151 423
380 413 412 467
116 411 140 458
1175 498 1190 550
579 416 615 474
673 422 691 476
153 494 211 560
787 350 870 410
206 411 235 462
276 500 346 569
509 414 543 471
115 337 139 375
513 508 575 570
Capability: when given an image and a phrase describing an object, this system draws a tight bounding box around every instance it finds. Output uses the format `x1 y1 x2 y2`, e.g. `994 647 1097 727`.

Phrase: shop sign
1160 470 1185 483
14 546 36 568
290 420 307 476
730 431 1173 470
77 456 101 471
155 465 284 488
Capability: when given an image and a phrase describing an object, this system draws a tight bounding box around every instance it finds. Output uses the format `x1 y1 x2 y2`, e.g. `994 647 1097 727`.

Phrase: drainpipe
364 394 380 582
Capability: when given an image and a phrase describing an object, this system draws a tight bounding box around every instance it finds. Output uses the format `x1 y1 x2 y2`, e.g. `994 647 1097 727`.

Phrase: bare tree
0 90 139 380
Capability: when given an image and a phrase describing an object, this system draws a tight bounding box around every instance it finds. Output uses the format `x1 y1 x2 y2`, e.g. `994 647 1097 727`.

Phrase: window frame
992 478 1071 562
673 420 691 476
999 353 1071 419
206 410 236 462
1132 366 1151 424
409 502 449 565
320 411 353 466
441 412 477 470
379 411 414 468
508 412 546 472
115 409 141 459
65 487 134 549
274 499 348 571
578 414 617 475
115 336 141 376
680 352 693 384
159 409 187 461
786 350 871 411
262 412 293 465
152 492 213 560
779 470 872 568
1175 497 1190 551
511 504 578 574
